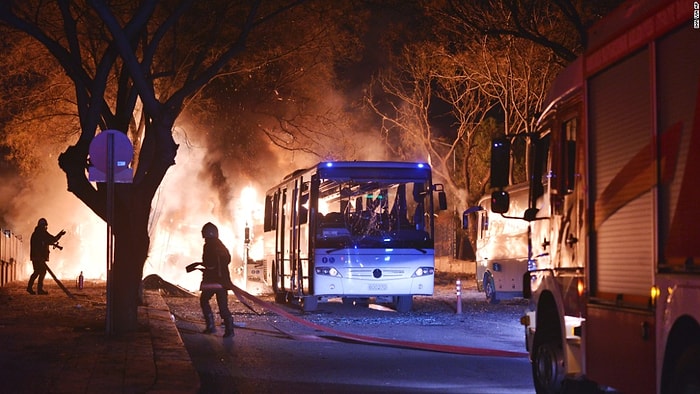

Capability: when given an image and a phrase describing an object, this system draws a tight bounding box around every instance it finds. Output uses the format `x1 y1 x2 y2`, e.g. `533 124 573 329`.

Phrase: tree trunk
110 221 150 333
59 119 177 334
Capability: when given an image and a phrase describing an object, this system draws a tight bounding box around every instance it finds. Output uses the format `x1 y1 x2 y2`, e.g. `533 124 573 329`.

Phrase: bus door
276 188 288 295
289 178 311 296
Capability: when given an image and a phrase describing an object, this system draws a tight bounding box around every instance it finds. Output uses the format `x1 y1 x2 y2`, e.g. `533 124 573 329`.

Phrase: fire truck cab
488 1 700 392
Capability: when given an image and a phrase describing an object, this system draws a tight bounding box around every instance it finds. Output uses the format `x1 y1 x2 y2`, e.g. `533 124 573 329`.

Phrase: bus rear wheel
272 262 286 304
484 272 499 304
302 295 318 312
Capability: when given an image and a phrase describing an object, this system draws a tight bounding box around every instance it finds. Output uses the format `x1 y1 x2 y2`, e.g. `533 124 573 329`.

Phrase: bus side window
299 194 309 224
412 183 426 231
481 210 489 239
264 193 277 232
298 181 310 225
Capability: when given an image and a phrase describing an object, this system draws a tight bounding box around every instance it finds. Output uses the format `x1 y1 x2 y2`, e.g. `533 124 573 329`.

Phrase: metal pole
456 279 462 314
106 132 115 336
243 223 250 292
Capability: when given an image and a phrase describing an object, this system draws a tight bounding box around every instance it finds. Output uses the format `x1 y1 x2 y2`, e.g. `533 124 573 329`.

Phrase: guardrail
0 228 24 287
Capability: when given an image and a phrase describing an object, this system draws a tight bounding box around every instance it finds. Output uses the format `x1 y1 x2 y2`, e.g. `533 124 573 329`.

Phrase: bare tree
0 0 325 333
440 0 623 64
366 0 621 257
472 34 560 184
420 0 622 189
431 48 497 206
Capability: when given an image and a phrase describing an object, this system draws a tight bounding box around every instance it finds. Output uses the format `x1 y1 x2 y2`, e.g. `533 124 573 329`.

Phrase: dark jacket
201 237 233 288
30 226 62 262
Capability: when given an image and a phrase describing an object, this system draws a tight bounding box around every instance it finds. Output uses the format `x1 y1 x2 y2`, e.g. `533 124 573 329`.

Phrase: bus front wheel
394 295 413 312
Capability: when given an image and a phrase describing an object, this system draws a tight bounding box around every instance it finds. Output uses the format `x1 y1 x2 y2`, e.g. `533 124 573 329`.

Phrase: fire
6 119 296 295
144 183 266 293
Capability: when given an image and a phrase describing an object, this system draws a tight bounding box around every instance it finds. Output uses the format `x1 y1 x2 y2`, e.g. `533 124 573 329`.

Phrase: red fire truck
487 1 700 392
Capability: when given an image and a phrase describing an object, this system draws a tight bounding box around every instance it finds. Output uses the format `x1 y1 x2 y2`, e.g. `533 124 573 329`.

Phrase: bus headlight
315 266 342 277
412 267 434 277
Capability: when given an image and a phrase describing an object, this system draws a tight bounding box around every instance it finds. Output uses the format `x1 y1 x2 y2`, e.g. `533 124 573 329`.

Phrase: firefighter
198 222 235 337
27 218 65 295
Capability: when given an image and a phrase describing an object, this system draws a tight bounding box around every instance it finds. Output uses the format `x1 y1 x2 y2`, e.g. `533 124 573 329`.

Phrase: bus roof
277 161 432 185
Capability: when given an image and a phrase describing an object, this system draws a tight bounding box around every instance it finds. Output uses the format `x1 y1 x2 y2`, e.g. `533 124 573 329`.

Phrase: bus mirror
438 191 447 211
491 190 510 214
491 138 510 188
462 206 483 229
433 184 447 210
524 207 539 221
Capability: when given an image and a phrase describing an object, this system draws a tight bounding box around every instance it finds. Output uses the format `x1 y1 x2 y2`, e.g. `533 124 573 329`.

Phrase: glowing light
318 199 330 215
650 285 660 306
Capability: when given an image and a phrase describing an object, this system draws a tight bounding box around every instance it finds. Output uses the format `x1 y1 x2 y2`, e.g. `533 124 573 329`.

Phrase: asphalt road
165 284 535 394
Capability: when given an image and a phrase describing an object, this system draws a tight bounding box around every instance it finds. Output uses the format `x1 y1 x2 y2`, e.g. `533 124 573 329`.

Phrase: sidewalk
0 280 199 393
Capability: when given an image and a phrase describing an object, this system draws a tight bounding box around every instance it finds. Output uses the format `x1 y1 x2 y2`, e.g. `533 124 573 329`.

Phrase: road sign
88 129 133 183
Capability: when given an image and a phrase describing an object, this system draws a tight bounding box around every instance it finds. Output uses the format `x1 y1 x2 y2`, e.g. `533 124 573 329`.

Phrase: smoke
0 162 107 283
142 116 342 292
0 86 390 293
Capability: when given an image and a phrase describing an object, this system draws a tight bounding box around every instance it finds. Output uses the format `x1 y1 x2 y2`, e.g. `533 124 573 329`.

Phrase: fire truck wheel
669 344 700 393
532 339 565 394
484 273 499 304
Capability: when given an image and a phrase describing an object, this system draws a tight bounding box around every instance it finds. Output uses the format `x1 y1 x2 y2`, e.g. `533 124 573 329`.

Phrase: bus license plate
368 283 387 291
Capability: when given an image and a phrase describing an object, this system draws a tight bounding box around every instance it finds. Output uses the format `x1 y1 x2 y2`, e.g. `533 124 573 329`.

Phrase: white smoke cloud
1 87 389 293
2 162 107 283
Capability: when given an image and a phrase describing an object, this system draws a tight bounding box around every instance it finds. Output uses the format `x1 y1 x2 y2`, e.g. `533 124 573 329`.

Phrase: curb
142 290 200 393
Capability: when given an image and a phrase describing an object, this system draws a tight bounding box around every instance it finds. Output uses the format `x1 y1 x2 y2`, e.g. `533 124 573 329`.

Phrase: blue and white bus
262 161 447 312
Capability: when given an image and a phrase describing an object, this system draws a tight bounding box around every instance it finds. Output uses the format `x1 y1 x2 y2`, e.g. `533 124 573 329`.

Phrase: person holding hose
198 222 235 338
27 218 65 295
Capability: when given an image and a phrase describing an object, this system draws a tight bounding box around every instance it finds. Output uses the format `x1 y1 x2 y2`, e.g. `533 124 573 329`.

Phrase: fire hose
44 262 76 300
228 284 527 359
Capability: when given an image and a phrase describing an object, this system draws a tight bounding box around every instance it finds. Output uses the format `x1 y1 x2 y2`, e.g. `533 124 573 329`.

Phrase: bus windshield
314 176 433 250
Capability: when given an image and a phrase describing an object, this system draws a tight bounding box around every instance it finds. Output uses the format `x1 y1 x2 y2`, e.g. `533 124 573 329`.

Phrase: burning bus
260 161 447 312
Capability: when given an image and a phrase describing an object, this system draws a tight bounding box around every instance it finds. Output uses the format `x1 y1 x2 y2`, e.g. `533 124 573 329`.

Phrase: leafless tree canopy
0 0 623 331
0 0 363 333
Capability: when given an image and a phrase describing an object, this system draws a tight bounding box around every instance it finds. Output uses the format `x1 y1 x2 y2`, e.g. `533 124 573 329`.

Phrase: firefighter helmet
201 222 219 239
37 218 48 227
